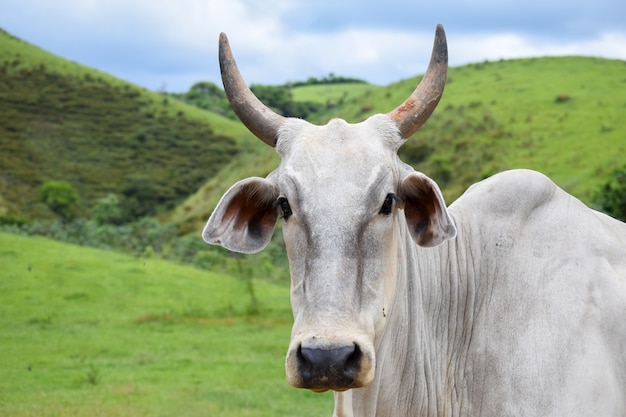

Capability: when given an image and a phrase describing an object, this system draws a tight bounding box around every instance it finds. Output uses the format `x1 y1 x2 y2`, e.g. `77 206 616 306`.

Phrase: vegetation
287 72 367 87
0 29 244 223
0 232 332 416
249 84 323 118
594 166 626 221
40 180 79 221
169 81 234 118
169 74 367 120
2 215 290 284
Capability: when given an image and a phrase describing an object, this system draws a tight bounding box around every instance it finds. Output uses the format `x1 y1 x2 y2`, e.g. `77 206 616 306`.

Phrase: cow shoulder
450 169 558 220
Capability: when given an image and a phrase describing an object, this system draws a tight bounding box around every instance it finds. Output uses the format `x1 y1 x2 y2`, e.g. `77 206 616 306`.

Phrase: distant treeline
285 73 367 87
170 73 366 120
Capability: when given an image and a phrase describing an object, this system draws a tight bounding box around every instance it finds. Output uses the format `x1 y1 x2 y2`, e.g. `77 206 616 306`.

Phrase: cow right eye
379 194 395 215
277 197 292 220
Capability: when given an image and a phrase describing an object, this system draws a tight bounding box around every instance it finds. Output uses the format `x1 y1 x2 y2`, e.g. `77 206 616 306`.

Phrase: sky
1 0 625 93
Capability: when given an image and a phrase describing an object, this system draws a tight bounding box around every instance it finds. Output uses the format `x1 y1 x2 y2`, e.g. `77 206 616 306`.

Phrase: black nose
297 344 362 390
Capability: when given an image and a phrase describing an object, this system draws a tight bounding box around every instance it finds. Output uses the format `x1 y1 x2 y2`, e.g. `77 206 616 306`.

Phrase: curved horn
388 24 448 139
219 33 286 147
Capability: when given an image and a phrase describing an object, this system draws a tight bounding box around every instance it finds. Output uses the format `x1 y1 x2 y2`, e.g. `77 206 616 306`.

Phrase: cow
202 25 626 417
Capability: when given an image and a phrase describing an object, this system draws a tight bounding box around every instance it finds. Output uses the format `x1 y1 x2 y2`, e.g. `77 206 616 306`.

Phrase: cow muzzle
285 337 375 392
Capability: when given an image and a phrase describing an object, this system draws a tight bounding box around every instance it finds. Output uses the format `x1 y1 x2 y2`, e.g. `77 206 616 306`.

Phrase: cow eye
276 197 292 220
379 194 395 215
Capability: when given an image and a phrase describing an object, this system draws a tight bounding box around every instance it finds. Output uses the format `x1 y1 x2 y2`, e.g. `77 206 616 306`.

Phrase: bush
40 180 78 220
594 168 626 222
91 194 125 225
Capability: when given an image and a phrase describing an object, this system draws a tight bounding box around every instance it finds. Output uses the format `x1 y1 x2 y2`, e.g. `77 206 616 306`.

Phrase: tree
40 180 78 220
188 81 225 98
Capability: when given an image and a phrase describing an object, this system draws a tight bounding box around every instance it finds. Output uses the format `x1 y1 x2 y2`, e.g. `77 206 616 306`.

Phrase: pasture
0 232 332 416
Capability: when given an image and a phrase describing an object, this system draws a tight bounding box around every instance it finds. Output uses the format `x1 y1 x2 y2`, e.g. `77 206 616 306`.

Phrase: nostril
297 343 362 388
296 344 311 380
299 344 355 368
344 343 362 375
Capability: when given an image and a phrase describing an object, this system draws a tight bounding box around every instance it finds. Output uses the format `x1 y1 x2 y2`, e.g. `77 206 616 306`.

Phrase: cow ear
202 177 280 253
398 172 456 247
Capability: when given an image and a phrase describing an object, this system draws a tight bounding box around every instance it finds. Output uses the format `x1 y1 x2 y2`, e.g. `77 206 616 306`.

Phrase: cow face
202 25 454 392
203 115 456 391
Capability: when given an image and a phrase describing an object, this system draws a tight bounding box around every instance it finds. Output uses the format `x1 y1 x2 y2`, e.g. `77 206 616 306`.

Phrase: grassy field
0 232 332 416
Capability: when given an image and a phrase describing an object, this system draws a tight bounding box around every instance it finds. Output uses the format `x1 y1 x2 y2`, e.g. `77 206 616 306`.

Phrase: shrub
91 194 125 225
40 180 78 221
594 168 626 222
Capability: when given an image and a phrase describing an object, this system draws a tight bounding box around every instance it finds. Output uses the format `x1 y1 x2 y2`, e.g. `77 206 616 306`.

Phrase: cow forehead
277 114 402 157
275 115 404 193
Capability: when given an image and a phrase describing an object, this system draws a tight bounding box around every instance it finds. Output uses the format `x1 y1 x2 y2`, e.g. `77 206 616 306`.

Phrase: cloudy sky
1 0 625 92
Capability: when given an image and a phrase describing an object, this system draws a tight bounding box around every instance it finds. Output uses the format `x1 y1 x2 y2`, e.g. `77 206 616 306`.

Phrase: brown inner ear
223 182 278 236
400 178 438 244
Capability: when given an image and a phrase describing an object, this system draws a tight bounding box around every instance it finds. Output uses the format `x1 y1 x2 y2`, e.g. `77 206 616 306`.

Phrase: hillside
0 29 253 222
314 57 626 201
172 56 626 232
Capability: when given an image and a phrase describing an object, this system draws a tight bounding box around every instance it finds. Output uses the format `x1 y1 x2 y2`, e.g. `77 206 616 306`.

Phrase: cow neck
352 213 480 417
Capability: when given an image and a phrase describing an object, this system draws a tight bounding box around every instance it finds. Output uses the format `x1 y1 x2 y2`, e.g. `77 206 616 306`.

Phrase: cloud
448 30 626 64
0 0 624 91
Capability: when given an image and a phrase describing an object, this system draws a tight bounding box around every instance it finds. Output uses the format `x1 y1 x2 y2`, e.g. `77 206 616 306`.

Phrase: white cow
203 25 626 417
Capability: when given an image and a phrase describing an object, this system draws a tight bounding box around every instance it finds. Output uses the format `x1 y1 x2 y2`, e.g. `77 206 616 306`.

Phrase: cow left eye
379 194 395 215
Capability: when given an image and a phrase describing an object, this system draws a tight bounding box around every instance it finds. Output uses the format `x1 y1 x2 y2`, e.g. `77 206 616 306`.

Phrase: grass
0 232 333 416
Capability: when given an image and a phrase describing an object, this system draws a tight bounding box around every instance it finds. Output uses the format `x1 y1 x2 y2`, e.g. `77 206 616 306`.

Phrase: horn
388 24 448 138
219 33 286 147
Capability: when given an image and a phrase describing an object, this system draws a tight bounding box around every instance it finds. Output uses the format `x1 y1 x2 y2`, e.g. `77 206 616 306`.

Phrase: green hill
0 29 253 222
0 231 332 416
172 56 626 232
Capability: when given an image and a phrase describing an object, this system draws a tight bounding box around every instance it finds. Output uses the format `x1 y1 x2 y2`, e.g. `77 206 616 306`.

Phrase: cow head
203 25 456 392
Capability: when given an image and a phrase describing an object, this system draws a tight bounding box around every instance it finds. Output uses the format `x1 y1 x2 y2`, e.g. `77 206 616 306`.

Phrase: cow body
202 26 626 417
338 168 626 417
